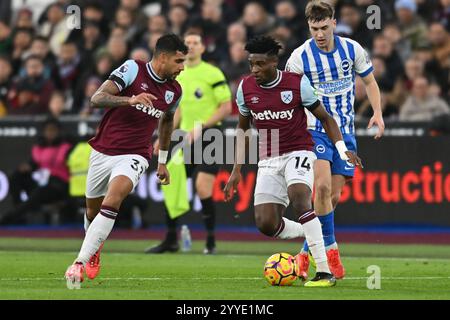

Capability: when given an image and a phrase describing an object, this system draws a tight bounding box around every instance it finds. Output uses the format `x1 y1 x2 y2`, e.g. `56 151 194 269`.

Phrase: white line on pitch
1 276 450 281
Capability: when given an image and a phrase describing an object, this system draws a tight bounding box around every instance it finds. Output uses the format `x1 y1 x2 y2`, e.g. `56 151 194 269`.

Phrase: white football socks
84 212 91 232
275 217 305 239
299 211 330 274
76 207 117 265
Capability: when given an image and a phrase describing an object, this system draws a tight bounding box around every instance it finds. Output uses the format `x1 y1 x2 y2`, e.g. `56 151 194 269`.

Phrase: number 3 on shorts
294 156 311 171
130 158 144 177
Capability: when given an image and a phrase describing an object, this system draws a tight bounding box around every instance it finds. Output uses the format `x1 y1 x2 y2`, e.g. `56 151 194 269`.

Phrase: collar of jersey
147 62 167 83
259 70 282 89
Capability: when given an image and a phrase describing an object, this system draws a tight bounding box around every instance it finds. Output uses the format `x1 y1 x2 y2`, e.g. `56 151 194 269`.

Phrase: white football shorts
254 150 316 207
85 149 149 198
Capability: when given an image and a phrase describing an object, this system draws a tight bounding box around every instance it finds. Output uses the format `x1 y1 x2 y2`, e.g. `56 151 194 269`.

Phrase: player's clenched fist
129 93 158 107
223 169 241 202
156 163 170 185
345 151 363 168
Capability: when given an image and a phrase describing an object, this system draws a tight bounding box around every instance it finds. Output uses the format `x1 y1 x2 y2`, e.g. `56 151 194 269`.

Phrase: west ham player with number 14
285 0 385 280
64 34 188 289
224 36 362 287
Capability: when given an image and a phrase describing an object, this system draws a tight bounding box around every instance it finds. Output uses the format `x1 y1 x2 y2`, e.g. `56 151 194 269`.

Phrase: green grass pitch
0 238 450 300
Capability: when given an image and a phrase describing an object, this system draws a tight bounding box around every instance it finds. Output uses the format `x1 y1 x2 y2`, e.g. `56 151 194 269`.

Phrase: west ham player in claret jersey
64 34 188 289
224 36 362 287
285 0 384 280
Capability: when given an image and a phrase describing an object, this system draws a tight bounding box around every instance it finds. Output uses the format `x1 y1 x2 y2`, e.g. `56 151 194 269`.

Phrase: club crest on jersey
280 91 293 104
165 90 174 104
340 59 352 73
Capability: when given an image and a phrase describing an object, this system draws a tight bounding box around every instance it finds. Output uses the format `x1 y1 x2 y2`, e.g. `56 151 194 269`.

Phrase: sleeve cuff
304 100 320 111
358 66 373 78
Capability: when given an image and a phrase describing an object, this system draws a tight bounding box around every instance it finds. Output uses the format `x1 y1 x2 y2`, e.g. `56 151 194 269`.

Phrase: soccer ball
263 252 297 286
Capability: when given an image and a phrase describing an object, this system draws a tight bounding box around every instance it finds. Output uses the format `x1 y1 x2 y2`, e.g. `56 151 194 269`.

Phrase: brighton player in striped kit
224 36 362 287
285 0 385 280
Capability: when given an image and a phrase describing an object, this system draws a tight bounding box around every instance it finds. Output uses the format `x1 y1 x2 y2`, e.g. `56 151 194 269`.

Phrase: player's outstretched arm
90 80 157 109
155 111 175 185
312 103 363 168
361 73 385 139
223 114 251 201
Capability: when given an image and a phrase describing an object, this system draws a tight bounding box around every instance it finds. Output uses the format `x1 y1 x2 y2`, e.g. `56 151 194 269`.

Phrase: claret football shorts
85 149 149 198
254 150 316 207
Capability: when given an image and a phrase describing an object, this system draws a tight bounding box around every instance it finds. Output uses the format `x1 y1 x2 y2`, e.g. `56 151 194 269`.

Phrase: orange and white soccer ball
263 252 297 286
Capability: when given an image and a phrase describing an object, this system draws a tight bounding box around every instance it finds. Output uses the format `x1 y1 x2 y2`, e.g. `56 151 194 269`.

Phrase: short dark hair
305 0 335 22
245 36 282 57
154 33 188 57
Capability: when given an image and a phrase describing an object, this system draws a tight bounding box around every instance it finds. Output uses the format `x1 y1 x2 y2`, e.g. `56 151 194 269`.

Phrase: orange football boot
294 252 309 281
86 243 104 280
327 248 345 279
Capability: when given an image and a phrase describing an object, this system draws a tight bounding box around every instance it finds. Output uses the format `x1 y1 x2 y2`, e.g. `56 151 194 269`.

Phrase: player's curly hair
245 36 283 57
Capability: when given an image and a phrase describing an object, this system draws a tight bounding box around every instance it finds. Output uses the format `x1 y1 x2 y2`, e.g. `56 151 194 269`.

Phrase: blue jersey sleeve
300 75 320 110
236 80 250 117
108 60 139 91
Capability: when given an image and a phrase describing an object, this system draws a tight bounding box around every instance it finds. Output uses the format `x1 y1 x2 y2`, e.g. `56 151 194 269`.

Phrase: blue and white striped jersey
285 35 373 135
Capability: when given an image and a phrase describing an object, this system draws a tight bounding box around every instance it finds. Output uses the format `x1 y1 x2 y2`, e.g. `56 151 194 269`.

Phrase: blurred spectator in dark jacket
79 76 103 118
130 47 150 62
113 6 140 43
275 0 308 46
242 2 275 38
0 20 12 55
48 90 69 118
27 36 56 74
7 55 55 115
399 76 450 121
105 35 129 69
0 117 72 225
10 27 34 73
168 4 189 36
14 7 34 29
0 55 12 117
427 23 450 76
382 22 411 63
338 1 374 50
395 0 429 51
221 41 248 92
372 35 405 83
56 41 80 94
414 45 449 102
77 20 105 72
198 1 228 63
73 51 114 112
227 22 247 47
434 0 450 32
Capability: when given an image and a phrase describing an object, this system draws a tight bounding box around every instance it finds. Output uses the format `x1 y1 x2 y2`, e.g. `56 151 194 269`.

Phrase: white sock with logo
275 217 305 239
299 210 330 274
76 206 117 265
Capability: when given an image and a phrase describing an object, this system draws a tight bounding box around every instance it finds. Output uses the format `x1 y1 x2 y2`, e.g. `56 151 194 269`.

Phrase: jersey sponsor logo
280 91 293 104
165 90 174 104
134 103 164 118
317 76 353 94
316 144 326 154
340 59 352 73
250 109 294 121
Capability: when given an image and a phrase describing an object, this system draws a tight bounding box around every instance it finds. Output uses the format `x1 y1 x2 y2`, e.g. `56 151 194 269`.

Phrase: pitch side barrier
0 116 448 228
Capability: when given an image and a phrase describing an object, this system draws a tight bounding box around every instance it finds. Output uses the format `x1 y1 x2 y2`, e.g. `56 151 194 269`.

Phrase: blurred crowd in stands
0 0 448 123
